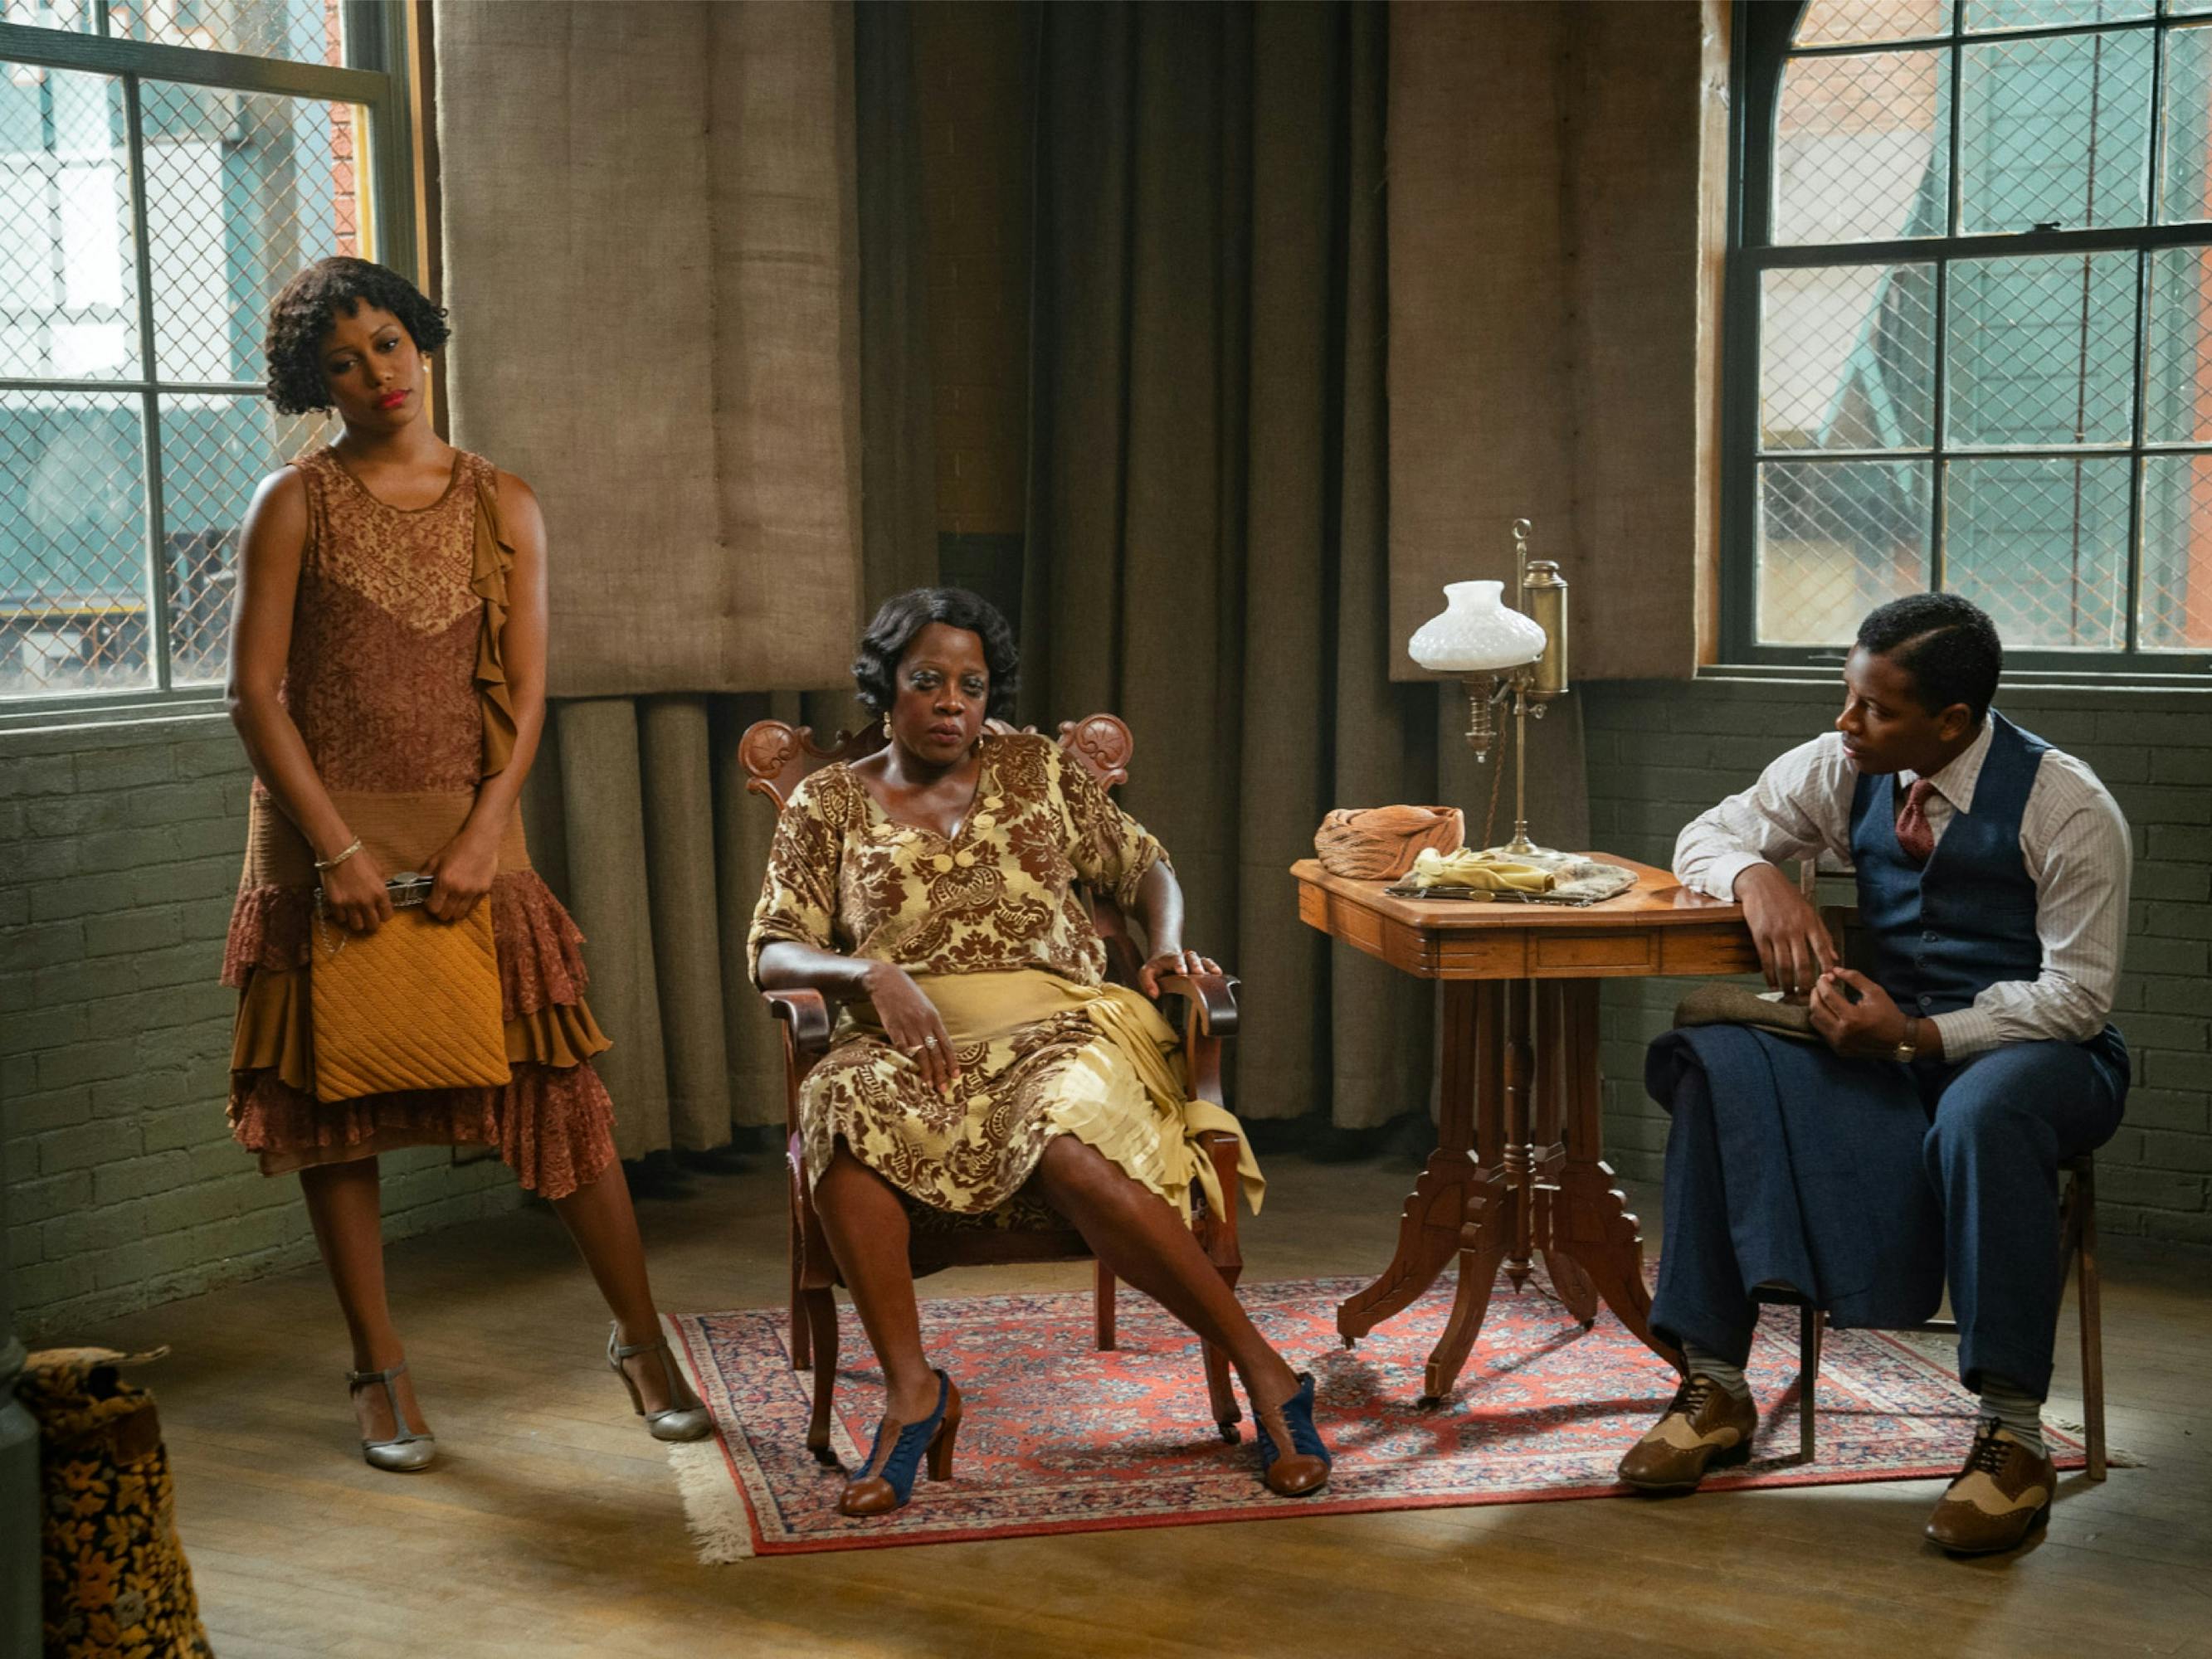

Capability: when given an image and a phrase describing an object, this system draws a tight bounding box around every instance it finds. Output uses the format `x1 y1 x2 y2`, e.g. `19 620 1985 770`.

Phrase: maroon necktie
1896 777 1937 864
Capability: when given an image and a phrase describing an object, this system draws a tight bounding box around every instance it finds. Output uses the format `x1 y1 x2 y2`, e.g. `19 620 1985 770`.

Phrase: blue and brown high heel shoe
838 1370 962 1516
1250 1372 1331 1496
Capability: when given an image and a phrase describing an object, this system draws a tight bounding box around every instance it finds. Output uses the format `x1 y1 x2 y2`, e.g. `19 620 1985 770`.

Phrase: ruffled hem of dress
222 868 589 1018
227 1058 616 1199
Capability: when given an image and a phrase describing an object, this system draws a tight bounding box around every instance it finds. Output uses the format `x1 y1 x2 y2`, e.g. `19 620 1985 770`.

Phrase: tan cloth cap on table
1314 805 1466 880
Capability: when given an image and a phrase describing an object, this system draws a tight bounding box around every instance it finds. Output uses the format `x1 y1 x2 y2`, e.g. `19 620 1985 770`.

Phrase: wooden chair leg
1197 1188 1244 1441
1200 1132 1245 1439
787 1142 816 1372
2073 1161 2107 1482
1799 1301 1821 1464
802 1287 840 1467
1202 1342 1240 1443
1094 1259 1117 1351
790 1206 811 1372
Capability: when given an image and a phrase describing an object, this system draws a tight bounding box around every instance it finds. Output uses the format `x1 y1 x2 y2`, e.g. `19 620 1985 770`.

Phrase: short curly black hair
263 256 451 416
853 587 1020 721
1856 591 2003 724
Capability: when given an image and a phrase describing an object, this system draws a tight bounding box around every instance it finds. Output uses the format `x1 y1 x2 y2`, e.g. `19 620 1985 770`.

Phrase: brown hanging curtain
1385 0 1719 680
706 0 948 1140
436 0 936 1158
1019 0 1591 1131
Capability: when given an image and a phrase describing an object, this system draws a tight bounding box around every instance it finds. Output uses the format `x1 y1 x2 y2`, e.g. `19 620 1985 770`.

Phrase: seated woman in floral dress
750 587 1331 1514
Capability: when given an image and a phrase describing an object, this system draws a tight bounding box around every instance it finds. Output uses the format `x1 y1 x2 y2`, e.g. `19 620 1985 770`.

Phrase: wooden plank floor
85 1151 2211 1658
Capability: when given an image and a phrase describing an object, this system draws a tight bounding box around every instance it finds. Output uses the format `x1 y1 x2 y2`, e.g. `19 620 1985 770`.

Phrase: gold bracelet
314 836 363 872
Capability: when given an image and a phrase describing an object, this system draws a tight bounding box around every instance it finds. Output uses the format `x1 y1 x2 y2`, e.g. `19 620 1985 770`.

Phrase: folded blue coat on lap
1648 1024 1946 1331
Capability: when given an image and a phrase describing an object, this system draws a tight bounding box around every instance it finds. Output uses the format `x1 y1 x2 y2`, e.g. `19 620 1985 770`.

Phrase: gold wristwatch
1892 1015 1921 1065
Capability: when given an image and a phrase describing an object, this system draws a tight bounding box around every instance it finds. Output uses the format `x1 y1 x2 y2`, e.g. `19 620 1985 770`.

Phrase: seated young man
1620 593 2129 1555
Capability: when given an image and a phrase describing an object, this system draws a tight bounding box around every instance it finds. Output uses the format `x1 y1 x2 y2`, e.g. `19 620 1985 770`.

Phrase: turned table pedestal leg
1337 975 1682 1397
1336 981 1501 1349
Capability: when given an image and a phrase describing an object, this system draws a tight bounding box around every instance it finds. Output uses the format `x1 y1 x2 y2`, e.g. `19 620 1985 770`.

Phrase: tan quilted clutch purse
310 904 512 1102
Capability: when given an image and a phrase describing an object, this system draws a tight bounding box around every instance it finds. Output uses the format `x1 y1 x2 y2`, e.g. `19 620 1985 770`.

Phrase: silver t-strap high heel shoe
347 1360 436 1472
607 1323 713 1443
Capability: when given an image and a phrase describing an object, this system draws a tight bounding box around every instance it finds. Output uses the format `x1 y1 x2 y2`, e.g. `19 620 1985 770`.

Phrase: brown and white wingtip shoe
1925 1421 2055 1555
1617 1374 1759 1492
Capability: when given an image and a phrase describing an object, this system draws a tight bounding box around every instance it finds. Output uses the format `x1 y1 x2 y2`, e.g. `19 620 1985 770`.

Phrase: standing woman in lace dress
221 257 708 1470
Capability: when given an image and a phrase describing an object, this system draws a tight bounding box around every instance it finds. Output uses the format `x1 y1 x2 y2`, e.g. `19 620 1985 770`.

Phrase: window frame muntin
0 4 417 717
1722 0 2212 679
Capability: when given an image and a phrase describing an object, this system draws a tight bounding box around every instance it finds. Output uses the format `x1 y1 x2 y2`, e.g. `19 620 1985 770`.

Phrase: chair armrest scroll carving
1161 971 1237 1111
763 988 835 1058
1157 971 1239 1038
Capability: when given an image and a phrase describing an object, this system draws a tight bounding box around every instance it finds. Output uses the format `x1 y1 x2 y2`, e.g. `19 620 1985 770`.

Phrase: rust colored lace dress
222 447 617 1198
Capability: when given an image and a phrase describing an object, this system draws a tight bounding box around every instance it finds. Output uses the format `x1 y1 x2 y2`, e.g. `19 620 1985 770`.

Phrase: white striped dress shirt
1673 716 2132 1061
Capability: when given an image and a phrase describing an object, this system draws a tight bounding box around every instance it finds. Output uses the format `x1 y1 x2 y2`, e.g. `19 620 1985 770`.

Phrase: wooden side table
1292 855 1759 1400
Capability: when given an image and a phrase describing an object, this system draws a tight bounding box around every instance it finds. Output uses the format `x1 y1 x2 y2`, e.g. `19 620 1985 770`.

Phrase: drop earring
881 714 894 742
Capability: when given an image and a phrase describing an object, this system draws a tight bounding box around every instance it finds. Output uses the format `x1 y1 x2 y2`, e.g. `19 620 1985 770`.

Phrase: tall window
0 0 415 707
1731 0 2212 671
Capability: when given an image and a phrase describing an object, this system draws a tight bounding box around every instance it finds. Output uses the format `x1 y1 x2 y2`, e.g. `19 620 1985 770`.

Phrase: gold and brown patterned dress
748 732 1261 1221
221 446 617 1198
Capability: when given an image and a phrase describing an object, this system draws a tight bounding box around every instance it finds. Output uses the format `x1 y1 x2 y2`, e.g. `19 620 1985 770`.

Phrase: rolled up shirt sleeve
1673 733 1859 900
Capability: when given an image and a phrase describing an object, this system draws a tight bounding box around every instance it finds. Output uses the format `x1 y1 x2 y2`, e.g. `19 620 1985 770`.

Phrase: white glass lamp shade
1408 581 1547 673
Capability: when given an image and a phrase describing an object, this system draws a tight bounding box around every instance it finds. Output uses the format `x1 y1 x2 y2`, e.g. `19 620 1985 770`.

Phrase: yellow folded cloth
1404 847 1557 893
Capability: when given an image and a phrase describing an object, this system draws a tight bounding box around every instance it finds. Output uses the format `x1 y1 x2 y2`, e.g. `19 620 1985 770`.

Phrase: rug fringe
2040 1414 2146 1469
659 1313 758 1563
667 1437 756 1562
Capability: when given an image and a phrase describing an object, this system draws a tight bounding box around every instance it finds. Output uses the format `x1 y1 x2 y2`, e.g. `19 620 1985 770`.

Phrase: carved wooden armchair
738 713 1248 1462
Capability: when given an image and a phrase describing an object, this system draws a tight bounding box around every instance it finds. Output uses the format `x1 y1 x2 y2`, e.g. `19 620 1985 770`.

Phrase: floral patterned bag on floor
18 1347 212 1659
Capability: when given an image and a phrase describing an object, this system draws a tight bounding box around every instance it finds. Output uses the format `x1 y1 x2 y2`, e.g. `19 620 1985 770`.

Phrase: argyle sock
1977 1374 2047 1457
1683 1340 1752 1401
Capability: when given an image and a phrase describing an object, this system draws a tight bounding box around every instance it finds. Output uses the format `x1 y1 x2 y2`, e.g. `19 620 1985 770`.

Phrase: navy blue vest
1849 711 2047 1021
1849 713 2127 1074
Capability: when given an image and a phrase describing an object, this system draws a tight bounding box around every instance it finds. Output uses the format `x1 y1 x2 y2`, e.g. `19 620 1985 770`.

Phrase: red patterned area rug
660 1272 2088 1559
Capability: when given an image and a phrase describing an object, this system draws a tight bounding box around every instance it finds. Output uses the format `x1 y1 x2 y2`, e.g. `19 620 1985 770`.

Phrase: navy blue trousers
1650 1039 2124 1399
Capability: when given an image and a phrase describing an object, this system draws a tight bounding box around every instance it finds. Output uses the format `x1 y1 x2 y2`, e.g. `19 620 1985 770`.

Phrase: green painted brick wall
2 712 527 1344
1584 678 2212 1248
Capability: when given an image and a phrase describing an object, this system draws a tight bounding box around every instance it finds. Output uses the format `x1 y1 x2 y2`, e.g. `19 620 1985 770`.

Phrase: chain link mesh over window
2 0 369 702
1742 0 2212 662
